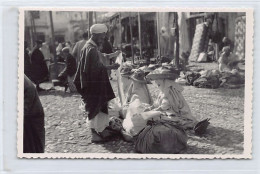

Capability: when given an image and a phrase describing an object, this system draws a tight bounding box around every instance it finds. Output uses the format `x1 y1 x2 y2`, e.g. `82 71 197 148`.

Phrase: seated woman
146 66 196 120
135 66 210 153
125 69 153 105
146 66 210 133
122 66 210 140
218 46 231 72
120 69 152 118
122 67 195 137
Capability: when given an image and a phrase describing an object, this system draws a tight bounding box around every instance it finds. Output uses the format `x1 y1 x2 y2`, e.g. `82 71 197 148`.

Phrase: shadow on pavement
188 126 244 152
38 89 80 98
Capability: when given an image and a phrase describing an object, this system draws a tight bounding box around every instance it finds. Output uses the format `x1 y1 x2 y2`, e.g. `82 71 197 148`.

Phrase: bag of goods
219 71 245 88
122 99 151 136
185 71 201 85
193 75 220 89
135 119 187 154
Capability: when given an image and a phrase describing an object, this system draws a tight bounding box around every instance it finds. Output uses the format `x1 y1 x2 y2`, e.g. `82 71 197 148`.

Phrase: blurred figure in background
101 35 113 79
65 41 73 53
160 26 170 57
30 40 49 91
72 32 88 66
56 43 64 62
219 37 233 52
24 41 32 80
56 47 77 92
40 42 52 70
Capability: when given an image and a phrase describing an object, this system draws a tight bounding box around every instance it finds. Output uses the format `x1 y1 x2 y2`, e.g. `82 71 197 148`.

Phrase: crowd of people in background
23 23 119 153
24 30 116 93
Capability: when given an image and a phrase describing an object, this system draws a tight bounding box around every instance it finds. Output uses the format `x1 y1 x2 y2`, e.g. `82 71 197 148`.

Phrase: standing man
30 40 49 91
72 32 88 66
74 24 120 142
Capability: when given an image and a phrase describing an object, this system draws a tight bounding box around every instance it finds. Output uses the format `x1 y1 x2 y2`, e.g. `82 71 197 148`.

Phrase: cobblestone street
40 76 244 154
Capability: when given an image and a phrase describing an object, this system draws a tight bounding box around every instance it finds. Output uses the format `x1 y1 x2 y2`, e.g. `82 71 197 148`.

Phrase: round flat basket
146 73 179 81
121 72 133 78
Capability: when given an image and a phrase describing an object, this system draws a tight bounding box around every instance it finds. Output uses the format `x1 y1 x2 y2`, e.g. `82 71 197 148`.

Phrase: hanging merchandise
189 23 209 62
234 16 246 61
178 12 191 54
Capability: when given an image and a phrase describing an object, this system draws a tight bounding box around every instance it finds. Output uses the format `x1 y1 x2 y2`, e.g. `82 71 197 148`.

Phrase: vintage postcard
18 7 253 159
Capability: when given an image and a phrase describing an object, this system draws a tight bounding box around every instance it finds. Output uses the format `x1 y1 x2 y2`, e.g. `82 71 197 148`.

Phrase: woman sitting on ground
145 66 197 121
123 66 209 136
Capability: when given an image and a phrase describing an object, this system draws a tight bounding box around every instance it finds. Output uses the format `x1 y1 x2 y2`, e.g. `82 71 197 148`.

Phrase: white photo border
17 7 253 159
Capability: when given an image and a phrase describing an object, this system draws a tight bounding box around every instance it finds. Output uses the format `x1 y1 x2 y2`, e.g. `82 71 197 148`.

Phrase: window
31 11 40 19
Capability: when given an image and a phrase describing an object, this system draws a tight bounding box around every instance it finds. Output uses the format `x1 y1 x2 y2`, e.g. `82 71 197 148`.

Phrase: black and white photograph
18 8 253 158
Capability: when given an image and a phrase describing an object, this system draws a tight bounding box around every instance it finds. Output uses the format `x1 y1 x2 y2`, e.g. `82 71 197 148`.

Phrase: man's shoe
91 129 105 143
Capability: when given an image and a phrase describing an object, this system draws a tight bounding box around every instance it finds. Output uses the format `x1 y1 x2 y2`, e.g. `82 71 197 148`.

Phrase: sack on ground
135 119 188 154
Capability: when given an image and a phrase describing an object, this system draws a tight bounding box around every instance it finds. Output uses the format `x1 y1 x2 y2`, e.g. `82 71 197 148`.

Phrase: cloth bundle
219 71 245 88
135 119 188 154
185 71 201 86
193 75 220 89
122 99 152 136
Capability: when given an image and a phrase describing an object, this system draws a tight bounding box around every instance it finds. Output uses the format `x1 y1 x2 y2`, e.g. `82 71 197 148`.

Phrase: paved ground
40 62 244 154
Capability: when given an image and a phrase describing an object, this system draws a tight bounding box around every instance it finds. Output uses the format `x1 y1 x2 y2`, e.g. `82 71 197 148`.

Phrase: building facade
25 11 89 48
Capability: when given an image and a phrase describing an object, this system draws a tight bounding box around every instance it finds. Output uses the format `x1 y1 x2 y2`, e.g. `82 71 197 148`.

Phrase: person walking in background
74 24 121 142
72 32 88 66
30 40 49 91
24 75 45 153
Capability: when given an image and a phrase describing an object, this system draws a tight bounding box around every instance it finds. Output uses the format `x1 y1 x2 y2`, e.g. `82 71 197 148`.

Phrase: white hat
90 24 108 34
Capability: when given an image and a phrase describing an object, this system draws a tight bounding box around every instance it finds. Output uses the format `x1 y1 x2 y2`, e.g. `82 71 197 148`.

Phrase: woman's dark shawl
30 48 49 83
24 75 45 153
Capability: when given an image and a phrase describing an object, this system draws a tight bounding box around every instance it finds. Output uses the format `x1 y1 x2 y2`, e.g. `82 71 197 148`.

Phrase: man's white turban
62 47 70 52
90 24 108 34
